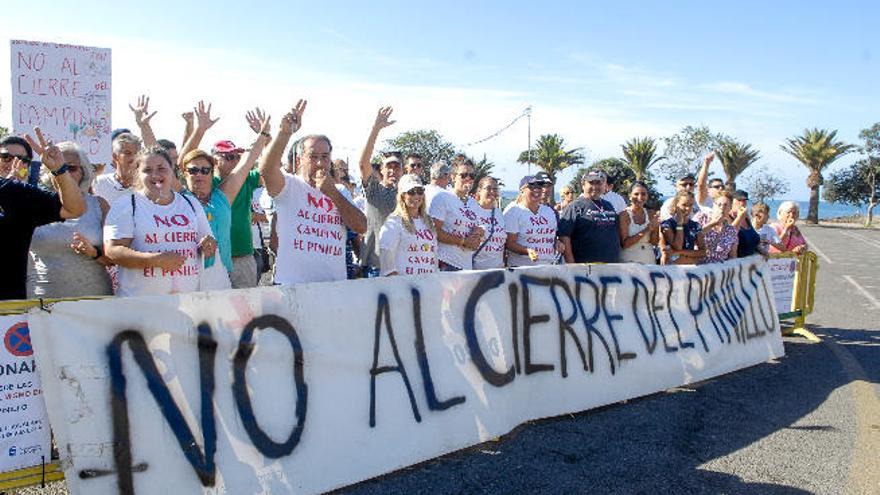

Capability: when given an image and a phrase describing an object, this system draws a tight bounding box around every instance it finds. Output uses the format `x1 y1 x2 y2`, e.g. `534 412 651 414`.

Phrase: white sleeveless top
620 208 656 264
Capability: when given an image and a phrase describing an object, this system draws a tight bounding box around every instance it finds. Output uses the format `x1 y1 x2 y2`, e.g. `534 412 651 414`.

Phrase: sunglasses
0 153 30 163
406 188 425 196
679 182 695 188
710 184 725 189
527 184 544 190
220 153 241 161
458 172 475 179
187 166 213 175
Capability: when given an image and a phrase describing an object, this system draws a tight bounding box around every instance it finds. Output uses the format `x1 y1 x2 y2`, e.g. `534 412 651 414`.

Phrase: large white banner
29 257 783 494
10 40 112 165
0 316 51 472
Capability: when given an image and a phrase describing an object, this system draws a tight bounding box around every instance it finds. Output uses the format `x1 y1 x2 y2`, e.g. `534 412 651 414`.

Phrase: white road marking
839 230 880 250
843 275 880 310
799 230 833 264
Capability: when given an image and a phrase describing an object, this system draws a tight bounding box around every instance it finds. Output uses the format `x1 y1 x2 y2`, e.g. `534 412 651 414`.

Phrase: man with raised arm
357 107 402 277
1 127 86 300
260 100 367 285
695 151 720 209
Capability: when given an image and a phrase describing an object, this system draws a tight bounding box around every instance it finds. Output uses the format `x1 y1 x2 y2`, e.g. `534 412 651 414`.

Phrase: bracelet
51 163 70 176
675 226 684 231
260 131 272 138
91 244 103 260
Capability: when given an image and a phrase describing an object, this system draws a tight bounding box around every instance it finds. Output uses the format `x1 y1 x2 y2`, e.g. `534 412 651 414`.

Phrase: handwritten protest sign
29 257 783 494
10 40 111 165
0 316 51 473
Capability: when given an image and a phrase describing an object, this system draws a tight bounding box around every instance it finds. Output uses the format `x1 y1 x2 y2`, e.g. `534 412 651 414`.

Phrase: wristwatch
51 163 70 176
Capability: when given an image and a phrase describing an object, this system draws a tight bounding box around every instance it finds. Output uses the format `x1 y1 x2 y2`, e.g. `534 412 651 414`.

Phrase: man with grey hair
93 132 141 204
425 160 451 214
260 99 366 285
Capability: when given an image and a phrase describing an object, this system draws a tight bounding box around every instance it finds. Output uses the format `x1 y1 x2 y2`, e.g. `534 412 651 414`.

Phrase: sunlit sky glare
2 0 877 198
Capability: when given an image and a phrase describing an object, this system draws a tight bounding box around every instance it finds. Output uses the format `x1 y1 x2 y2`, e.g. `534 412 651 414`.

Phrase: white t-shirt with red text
503 203 558 267
273 173 348 285
378 216 437 276
429 193 482 270
472 205 507 270
104 192 212 297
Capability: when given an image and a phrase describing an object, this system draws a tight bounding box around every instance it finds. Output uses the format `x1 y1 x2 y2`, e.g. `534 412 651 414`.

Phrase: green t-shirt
213 169 260 256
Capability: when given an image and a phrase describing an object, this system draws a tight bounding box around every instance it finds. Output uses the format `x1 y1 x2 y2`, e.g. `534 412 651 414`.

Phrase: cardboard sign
10 40 112 165
29 257 783 494
0 316 51 472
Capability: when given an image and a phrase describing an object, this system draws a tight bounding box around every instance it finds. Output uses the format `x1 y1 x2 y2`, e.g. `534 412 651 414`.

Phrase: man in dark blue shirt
0 129 85 300
558 169 621 264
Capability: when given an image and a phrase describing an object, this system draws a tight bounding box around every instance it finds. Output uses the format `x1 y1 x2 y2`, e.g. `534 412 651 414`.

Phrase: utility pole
526 106 532 174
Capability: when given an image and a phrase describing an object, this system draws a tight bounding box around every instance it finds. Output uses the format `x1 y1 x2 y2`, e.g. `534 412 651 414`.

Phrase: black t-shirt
558 196 621 263
0 178 63 300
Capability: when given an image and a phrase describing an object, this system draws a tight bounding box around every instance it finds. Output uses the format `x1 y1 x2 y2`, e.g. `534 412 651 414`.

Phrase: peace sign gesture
280 99 307 134
373 106 395 130
24 127 64 172
129 95 157 126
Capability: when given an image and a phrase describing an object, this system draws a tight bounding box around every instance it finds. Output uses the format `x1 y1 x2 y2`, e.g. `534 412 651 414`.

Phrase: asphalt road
11 224 879 495
333 224 880 495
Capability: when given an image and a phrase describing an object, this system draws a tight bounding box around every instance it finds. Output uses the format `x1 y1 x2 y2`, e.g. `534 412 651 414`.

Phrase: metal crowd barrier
771 251 820 342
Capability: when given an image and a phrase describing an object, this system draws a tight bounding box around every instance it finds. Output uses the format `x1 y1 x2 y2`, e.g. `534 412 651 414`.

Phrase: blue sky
2 0 877 198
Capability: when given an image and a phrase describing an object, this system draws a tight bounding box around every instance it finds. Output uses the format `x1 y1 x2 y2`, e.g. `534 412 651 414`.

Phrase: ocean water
499 190 867 220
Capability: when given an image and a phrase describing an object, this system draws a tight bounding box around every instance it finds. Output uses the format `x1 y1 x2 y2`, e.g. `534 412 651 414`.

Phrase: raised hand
24 127 63 172
704 151 715 164
280 99 307 134
373 106 395 130
193 101 219 131
246 107 268 134
129 95 157 126
181 111 194 124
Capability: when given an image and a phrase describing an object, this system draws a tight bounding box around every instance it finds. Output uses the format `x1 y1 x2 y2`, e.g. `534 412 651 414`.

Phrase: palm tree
473 154 495 191
716 138 760 191
517 134 584 181
621 137 664 181
781 129 856 224
517 134 584 201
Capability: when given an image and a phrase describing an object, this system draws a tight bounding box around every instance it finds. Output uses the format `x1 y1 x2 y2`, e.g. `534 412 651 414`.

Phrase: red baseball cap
212 140 244 154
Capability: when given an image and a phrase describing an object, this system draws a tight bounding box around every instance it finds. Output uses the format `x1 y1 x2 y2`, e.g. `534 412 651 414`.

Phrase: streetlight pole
526 106 532 174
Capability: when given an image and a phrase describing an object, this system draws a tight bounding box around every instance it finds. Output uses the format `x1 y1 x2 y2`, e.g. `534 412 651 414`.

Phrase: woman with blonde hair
29 141 113 297
378 174 438 276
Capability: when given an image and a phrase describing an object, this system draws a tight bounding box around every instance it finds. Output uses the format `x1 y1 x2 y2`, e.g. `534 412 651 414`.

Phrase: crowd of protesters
0 99 810 301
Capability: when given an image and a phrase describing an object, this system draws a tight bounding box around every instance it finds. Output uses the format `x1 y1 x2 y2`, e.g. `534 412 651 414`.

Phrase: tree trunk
867 202 876 227
806 185 820 224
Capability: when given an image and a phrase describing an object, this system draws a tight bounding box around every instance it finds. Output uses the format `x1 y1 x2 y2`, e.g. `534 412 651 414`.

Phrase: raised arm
25 127 85 219
696 151 714 206
359 106 395 184
220 108 271 204
260 100 306 197
180 111 194 162
129 95 158 147
178 101 219 168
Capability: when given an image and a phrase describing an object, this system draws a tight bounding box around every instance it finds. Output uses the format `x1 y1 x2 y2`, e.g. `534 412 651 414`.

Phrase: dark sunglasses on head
0 152 30 163
406 188 425 196
187 166 213 175
458 172 475 179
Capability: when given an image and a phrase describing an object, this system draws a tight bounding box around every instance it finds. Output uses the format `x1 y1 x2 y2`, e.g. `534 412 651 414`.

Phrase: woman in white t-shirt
104 146 216 297
378 174 437 276
472 176 506 269
429 160 484 271
504 175 559 267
